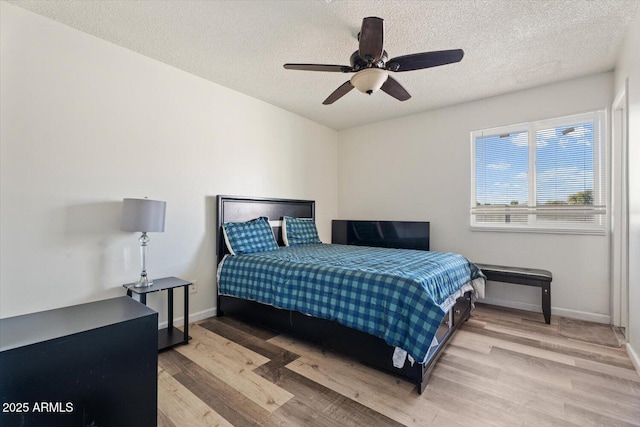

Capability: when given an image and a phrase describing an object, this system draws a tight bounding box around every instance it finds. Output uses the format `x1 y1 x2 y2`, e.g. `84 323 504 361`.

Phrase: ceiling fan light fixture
350 68 389 94
284 17 463 104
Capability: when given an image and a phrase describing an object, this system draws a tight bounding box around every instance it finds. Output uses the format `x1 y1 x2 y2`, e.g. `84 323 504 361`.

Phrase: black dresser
0 296 158 427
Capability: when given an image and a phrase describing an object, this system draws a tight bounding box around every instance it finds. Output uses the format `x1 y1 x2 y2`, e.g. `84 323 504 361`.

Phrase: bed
215 195 484 393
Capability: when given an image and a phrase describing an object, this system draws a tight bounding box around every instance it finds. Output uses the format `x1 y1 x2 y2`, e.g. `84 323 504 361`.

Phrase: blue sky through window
475 122 594 206
475 131 528 206
536 123 593 205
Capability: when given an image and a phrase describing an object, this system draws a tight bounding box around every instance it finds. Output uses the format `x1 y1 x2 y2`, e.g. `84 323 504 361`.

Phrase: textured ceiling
6 0 640 130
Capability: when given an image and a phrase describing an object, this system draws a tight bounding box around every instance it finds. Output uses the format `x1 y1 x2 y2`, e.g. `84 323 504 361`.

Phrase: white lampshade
350 68 389 94
121 198 166 233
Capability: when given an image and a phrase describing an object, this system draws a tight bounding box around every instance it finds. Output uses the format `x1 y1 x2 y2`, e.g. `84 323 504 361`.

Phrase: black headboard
331 220 430 251
216 195 315 262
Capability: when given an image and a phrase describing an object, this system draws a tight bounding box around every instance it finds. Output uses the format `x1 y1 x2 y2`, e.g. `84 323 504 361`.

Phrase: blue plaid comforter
218 244 484 363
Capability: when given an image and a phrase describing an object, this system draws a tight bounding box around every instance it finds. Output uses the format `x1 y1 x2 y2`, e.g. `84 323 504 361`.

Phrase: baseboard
627 342 640 376
552 307 610 324
158 307 216 329
479 297 611 324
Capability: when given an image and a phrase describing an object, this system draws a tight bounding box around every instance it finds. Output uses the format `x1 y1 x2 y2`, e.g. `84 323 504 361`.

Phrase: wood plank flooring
157 304 640 426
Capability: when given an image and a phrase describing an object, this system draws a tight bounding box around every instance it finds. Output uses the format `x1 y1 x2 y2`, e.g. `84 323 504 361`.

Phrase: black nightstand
0 297 157 426
124 276 192 351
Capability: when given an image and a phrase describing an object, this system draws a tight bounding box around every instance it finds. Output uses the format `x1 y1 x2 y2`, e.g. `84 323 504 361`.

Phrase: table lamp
121 198 166 287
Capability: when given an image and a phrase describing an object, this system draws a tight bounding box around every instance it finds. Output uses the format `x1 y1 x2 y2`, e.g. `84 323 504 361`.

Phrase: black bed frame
215 195 472 393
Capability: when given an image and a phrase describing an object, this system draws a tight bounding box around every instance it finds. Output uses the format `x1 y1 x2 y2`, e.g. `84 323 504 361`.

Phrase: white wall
615 10 640 370
1 0 631 334
338 73 613 322
0 3 338 322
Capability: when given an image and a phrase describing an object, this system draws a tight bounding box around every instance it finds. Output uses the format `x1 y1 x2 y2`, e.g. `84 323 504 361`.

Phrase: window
471 110 606 233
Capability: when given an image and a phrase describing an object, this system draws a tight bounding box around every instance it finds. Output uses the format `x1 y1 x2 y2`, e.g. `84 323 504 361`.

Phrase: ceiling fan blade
380 76 411 101
358 17 384 63
387 49 464 72
323 81 354 105
284 64 353 73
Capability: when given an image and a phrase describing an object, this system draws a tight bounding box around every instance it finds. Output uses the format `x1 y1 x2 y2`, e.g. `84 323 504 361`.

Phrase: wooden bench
475 264 552 324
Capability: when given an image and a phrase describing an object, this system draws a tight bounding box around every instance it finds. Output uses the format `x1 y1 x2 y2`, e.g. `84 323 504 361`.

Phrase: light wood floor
157 304 640 426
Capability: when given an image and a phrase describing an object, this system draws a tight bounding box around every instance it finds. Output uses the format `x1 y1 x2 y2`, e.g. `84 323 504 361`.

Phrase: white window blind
471 111 606 233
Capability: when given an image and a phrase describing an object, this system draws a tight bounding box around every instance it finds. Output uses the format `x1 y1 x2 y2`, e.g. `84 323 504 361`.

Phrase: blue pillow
222 216 278 255
282 216 322 246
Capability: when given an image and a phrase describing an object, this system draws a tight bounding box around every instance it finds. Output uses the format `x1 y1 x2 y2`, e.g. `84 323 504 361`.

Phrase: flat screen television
331 220 430 251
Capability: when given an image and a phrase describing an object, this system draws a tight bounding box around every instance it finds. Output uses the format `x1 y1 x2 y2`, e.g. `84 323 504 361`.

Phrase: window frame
470 110 607 235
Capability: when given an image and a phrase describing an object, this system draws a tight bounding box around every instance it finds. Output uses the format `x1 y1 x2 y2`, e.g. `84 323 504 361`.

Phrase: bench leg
541 283 551 324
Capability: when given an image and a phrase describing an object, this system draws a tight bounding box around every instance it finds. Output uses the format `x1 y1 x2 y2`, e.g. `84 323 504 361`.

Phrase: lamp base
134 274 153 288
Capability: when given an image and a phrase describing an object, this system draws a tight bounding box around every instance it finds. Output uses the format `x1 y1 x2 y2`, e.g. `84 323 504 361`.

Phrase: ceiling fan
283 17 464 105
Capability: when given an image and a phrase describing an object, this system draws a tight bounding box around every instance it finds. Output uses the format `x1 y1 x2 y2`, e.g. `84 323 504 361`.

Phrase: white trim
549 307 610 324
627 343 640 376
479 297 544 316
470 224 606 235
157 307 216 329
479 297 610 324
610 80 629 329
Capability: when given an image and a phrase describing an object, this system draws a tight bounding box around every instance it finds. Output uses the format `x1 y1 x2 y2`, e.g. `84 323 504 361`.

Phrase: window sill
470 224 606 236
